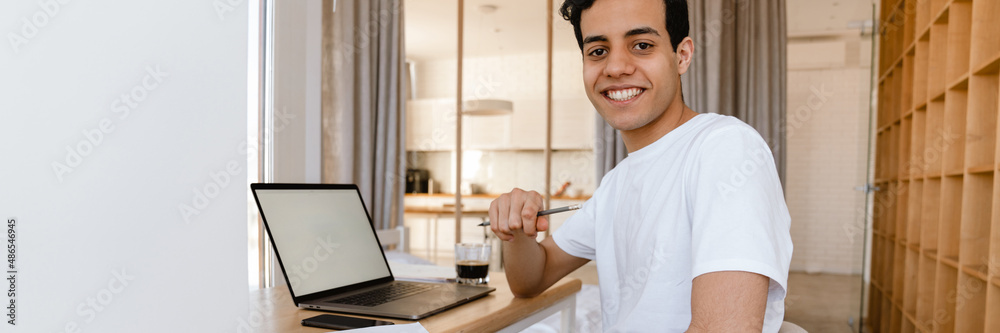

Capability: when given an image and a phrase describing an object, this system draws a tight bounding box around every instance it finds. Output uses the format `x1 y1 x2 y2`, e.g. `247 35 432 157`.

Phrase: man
487 0 793 332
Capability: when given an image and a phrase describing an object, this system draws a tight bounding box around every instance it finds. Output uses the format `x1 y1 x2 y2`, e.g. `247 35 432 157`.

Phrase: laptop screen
254 187 391 297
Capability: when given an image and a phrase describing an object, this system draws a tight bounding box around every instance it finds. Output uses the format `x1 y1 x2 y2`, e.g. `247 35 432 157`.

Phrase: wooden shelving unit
870 0 1000 331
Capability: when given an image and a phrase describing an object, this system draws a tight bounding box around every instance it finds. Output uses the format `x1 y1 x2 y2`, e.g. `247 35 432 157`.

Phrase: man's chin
602 118 643 132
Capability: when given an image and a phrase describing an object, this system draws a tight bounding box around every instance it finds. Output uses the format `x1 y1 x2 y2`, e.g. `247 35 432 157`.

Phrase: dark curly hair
559 0 689 52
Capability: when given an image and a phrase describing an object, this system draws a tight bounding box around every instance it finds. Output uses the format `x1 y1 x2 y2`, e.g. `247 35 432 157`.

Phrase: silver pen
477 204 582 227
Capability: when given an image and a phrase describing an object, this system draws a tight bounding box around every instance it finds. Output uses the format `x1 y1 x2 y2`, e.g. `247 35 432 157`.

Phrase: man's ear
675 37 694 75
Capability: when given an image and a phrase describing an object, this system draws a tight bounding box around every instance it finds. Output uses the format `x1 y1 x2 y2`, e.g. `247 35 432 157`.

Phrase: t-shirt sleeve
687 123 793 301
552 197 598 261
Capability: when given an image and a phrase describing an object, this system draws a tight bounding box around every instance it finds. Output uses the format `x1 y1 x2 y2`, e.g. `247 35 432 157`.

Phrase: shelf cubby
889 182 903 237
896 63 906 120
927 17 948 100
880 295 891 332
870 290 884 332
914 0 932 35
925 100 945 176
954 272 988 333
903 52 916 112
891 124 900 180
913 37 930 107
987 283 1000 332
916 255 937 323
945 1 973 84
895 242 907 304
883 293 893 332
922 178 941 250
912 108 927 176
887 236 898 296
891 305 903 332
932 263 959 333
901 317 916 333
880 79 890 128
943 89 968 174
877 129 887 180
909 179 925 244
905 249 920 316
966 73 998 170
940 175 964 262
993 174 1000 282
883 233 893 284
875 183 887 235
873 238 884 290
905 0 918 42
930 0 949 22
960 172 993 270
896 180 909 239
969 0 1000 71
900 116 913 178
894 69 903 124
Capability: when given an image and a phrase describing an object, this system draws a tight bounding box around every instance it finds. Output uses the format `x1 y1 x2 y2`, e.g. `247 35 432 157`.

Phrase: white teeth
606 88 642 101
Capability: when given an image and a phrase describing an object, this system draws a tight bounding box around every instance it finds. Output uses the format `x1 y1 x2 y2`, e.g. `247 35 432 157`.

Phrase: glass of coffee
455 243 491 285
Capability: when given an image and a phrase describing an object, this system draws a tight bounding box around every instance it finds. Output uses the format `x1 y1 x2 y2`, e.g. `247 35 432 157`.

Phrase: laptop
250 183 495 320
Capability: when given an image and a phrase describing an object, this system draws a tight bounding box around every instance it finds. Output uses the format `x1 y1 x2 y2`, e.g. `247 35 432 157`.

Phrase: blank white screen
255 188 391 297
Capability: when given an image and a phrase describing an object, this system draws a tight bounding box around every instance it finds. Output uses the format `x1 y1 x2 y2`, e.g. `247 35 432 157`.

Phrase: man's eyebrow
625 27 660 38
582 27 661 45
582 35 608 45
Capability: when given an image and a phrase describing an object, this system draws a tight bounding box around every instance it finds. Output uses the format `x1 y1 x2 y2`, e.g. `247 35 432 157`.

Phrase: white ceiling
404 0 580 61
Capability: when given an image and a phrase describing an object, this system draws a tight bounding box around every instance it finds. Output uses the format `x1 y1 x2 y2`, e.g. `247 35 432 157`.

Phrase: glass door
783 1 877 332
855 4 879 331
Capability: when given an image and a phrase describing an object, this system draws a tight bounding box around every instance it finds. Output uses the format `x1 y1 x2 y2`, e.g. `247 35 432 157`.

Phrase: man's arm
489 188 590 297
502 233 588 297
687 271 769 332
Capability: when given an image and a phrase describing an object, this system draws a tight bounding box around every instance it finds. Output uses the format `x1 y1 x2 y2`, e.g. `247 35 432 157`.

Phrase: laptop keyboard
328 283 437 307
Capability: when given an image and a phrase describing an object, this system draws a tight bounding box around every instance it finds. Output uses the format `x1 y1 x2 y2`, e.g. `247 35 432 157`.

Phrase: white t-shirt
553 113 793 332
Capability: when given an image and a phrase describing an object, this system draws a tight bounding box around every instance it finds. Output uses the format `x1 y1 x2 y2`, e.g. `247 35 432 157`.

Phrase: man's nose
603 50 634 78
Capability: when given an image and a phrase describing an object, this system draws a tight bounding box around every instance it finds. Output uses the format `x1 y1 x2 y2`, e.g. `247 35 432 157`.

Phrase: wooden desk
248 274 581 332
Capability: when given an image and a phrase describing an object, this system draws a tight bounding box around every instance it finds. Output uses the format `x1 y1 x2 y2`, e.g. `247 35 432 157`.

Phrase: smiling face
580 0 692 150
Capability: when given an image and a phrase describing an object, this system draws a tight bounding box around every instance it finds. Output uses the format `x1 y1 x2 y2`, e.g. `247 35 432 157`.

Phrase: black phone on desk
301 314 395 330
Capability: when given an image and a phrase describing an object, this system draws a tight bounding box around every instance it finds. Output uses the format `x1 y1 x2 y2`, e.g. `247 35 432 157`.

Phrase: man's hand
487 188 588 298
489 188 549 241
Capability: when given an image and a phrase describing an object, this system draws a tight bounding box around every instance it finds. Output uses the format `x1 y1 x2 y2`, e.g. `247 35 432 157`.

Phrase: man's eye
634 43 652 50
589 49 607 57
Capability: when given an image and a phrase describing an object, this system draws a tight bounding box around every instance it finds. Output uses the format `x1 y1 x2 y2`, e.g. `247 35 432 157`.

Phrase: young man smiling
488 0 793 332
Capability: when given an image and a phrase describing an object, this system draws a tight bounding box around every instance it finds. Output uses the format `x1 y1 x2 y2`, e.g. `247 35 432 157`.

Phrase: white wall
0 0 252 331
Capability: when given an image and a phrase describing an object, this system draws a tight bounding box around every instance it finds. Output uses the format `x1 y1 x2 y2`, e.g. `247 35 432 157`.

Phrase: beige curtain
682 0 787 185
596 0 787 186
322 0 405 230
595 115 628 186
